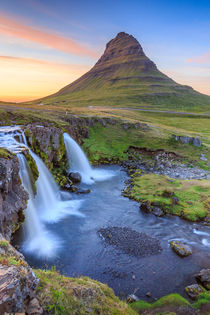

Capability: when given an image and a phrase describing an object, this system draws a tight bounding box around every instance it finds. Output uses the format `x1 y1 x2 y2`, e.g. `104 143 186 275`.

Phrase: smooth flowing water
0 127 83 258
15 166 210 299
1 126 209 299
63 133 115 184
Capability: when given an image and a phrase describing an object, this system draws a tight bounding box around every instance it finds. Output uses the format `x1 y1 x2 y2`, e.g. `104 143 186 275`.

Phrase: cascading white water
63 133 116 184
0 126 84 258
17 154 61 257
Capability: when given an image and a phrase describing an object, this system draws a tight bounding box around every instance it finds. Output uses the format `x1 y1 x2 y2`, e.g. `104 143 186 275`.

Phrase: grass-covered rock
125 172 210 221
34 269 136 314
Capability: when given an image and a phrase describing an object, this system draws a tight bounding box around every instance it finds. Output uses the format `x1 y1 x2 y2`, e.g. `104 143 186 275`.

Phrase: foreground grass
34 269 136 315
125 173 210 221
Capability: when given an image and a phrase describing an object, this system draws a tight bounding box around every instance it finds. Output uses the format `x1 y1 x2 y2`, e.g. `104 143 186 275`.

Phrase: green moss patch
131 293 189 313
34 269 136 315
126 173 210 221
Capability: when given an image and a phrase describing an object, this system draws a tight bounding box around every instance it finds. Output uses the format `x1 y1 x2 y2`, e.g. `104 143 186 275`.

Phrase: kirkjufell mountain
40 32 210 110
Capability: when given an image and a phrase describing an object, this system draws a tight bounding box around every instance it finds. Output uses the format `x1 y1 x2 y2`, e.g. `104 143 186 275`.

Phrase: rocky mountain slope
39 32 210 111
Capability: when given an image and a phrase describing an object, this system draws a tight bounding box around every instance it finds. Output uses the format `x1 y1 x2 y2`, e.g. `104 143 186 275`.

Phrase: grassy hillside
25 32 210 113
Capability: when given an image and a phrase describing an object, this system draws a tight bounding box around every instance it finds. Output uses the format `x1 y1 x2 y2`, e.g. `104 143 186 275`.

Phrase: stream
15 165 210 300
0 126 209 300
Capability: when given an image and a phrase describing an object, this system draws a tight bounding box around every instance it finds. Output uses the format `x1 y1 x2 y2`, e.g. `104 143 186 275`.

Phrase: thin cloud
0 13 97 58
186 52 210 64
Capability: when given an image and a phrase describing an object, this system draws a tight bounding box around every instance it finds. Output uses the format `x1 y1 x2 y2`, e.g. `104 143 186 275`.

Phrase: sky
0 0 210 102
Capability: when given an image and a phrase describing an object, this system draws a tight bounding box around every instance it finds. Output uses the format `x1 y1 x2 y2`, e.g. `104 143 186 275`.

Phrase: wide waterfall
63 133 115 184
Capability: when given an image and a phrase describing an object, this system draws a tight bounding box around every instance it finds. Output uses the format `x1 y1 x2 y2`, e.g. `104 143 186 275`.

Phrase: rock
68 172 82 183
170 241 192 257
27 298 43 315
200 154 207 161
185 284 205 300
195 269 210 290
171 134 202 147
172 196 179 205
0 156 28 239
140 201 151 213
152 206 164 217
76 188 91 194
127 294 139 303
146 292 151 297
0 240 39 313
192 137 202 147
121 123 130 130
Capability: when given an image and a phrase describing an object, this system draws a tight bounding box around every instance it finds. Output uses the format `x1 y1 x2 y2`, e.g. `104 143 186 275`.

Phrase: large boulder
0 234 41 314
170 241 192 257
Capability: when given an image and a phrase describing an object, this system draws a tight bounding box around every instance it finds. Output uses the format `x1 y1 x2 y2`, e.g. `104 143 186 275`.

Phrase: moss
126 173 210 221
193 291 210 309
0 254 20 266
0 240 9 248
132 294 189 313
34 269 137 314
0 148 12 159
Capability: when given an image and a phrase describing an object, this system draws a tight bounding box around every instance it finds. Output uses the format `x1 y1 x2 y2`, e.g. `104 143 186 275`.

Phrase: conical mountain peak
95 32 146 66
45 32 210 110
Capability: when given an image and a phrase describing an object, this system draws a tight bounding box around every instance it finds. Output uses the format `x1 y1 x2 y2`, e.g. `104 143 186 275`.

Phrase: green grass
126 173 210 221
131 293 190 313
82 122 210 170
34 269 136 315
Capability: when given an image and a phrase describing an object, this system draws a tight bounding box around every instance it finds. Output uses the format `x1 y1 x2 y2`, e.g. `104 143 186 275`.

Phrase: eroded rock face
0 234 41 314
0 156 28 240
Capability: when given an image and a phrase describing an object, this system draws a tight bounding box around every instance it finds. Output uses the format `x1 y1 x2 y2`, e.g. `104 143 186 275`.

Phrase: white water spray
63 133 115 184
0 126 84 258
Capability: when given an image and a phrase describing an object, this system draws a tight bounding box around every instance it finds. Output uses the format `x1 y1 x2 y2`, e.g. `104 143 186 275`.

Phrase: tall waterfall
17 154 61 258
63 133 115 184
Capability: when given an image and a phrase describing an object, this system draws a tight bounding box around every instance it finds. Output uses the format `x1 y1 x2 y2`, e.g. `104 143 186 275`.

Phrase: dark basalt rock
98 226 162 257
68 172 82 183
0 156 28 239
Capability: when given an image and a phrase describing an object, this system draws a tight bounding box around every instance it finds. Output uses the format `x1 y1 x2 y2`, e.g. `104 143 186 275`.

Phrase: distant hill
35 32 210 111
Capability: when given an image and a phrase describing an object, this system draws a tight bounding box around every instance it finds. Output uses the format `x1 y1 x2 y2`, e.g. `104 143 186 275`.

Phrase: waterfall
17 154 61 258
0 126 84 258
63 133 115 184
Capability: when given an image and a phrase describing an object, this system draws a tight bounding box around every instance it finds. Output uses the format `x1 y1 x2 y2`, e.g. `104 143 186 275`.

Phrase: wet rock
0 156 28 239
185 284 205 300
127 294 139 303
68 172 82 183
140 201 151 213
98 226 162 257
170 241 192 257
195 269 210 290
152 206 164 217
76 188 91 194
